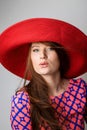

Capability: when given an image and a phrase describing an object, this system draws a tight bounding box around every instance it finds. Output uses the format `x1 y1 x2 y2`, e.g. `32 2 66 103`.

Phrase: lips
39 62 48 67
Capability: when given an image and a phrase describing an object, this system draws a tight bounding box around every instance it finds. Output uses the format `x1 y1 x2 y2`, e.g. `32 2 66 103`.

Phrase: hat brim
0 18 87 79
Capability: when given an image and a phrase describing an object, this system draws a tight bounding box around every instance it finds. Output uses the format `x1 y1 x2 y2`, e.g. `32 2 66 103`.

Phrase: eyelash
48 47 54 50
32 49 39 52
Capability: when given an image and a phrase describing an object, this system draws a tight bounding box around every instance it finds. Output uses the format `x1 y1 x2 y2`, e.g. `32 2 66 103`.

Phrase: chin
37 71 50 75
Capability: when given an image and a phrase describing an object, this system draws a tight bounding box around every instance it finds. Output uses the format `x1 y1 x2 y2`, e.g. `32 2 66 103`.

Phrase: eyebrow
31 45 40 48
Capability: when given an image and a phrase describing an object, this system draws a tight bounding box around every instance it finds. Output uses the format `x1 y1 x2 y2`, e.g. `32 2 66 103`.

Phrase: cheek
31 54 39 69
49 53 59 62
50 54 60 68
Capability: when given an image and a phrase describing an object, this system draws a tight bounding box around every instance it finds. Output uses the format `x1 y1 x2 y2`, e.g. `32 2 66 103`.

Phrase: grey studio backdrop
0 0 87 130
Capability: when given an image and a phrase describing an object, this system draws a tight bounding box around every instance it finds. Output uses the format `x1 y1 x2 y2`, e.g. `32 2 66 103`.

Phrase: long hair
20 42 70 130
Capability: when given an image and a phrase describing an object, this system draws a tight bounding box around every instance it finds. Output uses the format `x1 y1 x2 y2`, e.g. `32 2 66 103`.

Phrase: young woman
0 18 87 130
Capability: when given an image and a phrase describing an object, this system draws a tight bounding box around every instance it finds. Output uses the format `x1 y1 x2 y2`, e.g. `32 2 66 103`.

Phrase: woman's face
30 42 60 77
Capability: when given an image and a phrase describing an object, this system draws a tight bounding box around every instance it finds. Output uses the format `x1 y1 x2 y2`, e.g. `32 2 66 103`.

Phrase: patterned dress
10 78 87 130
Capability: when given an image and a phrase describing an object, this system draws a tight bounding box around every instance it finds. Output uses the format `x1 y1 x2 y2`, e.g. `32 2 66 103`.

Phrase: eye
32 48 39 52
47 47 55 51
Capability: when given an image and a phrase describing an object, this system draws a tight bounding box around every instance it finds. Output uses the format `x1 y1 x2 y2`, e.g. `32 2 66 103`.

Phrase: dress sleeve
83 79 87 123
10 91 32 130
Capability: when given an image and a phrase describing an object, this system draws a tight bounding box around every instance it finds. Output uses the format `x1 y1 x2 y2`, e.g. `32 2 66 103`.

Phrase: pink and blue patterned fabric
10 78 87 130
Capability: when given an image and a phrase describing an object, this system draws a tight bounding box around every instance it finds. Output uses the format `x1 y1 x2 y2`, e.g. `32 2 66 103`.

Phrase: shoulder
11 91 30 109
70 78 87 86
70 78 87 94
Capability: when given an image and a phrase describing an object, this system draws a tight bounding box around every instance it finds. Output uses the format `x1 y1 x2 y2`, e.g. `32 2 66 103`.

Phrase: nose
40 49 47 59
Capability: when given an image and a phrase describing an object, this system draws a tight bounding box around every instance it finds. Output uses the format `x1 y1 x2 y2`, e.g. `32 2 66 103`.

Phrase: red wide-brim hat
0 18 87 79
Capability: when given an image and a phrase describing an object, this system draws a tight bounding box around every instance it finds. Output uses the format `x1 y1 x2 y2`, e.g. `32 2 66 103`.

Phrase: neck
42 72 64 96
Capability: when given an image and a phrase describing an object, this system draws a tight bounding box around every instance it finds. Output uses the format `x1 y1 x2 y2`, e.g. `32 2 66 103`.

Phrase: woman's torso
10 78 87 130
